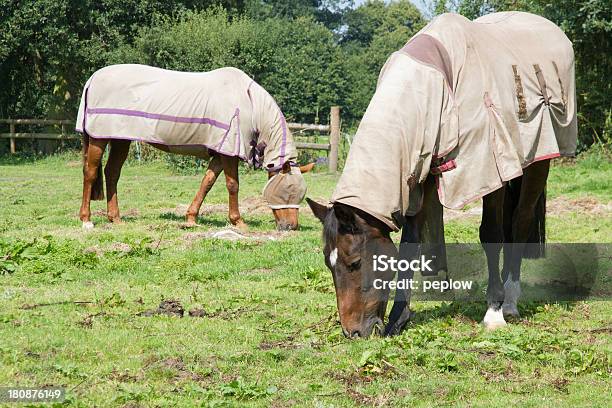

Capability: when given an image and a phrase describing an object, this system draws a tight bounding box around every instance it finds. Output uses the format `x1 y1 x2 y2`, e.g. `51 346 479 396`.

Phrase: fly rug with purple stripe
307 12 577 338
77 64 311 231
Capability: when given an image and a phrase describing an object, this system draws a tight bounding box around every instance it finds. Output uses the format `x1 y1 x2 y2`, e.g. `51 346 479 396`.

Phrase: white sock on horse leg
483 306 506 329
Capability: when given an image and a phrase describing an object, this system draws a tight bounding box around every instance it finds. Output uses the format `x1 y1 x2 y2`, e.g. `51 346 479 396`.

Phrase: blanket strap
430 159 456 175
533 64 550 106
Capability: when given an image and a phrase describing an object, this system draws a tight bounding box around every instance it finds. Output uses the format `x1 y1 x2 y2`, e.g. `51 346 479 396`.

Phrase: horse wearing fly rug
76 65 311 231
308 12 577 338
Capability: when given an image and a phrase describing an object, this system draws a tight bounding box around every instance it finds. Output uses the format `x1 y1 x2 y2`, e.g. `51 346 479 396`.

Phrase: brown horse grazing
307 12 577 338
76 64 312 230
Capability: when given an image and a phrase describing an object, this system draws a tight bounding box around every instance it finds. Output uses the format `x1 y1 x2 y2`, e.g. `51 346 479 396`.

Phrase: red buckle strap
431 159 456 175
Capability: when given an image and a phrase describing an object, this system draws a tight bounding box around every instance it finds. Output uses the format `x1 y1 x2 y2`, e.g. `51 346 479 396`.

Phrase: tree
0 1 226 118
340 0 425 122
342 0 424 46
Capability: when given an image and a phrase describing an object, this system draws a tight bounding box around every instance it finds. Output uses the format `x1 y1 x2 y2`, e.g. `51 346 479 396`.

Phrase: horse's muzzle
342 317 384 339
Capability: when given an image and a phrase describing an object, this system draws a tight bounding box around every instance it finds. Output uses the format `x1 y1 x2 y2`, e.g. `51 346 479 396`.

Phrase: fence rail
1 106 341 172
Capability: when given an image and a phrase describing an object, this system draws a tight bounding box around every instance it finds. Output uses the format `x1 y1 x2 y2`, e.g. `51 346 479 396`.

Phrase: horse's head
263 162 314 230
307 198 397 339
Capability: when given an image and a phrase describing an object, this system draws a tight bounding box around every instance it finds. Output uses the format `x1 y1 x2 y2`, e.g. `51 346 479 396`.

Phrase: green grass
0 151 610 407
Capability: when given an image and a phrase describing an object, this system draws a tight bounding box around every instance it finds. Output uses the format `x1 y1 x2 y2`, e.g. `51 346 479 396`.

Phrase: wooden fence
0 106 341 172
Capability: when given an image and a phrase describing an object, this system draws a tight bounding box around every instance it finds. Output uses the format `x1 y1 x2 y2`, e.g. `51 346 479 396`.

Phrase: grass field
0 150 611 407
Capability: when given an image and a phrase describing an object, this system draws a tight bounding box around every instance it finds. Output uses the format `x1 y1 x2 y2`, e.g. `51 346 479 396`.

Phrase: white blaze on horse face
502 279 521 318
483 307 506 329
82 221 94 230
329 248 338 268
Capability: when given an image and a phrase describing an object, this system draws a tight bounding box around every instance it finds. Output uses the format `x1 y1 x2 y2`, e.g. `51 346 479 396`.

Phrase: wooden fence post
9 122 15 154
328 106 340 173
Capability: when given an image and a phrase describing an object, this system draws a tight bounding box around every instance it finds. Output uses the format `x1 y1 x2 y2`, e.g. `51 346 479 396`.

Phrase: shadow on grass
0 153 44 165
158 212 269 229
408 300 578 327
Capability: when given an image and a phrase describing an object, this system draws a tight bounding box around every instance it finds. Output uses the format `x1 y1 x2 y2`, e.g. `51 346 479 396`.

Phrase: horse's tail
82 133 104 200
523 188 546 259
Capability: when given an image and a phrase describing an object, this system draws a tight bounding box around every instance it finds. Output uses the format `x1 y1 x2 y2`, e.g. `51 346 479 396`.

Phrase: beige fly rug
331 12 577 231
76 64 298 172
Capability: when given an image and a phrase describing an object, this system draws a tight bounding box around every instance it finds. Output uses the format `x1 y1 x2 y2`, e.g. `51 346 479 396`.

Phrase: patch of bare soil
258 340 301 350
141 356 210 384
78 312 107 328
188 308 207 317
167 197 272 218
159 357 206 381
182 227 293 244
92 208 140 218
203 306 257 320
444 196 611 221
138 299 184 317
444 204 482 221
328 371 393 406
547 196 611 215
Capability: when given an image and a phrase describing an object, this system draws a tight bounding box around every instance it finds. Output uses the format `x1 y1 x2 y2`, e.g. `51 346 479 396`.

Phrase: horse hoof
82 221 94 230
482 307 506 330
502 303 520 319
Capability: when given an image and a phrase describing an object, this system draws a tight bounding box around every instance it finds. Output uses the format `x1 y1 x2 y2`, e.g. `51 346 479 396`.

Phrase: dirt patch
167 197 271 218
143 356 208 383
138 299 184 317
547 196 611 215
444 204 482 221
240 196 270 214
204 306 257 320
444 195 610 221
328 370 393 406
188 308 207 318
79 312 107 328
182 228 293 244
258 340 301 350
92 208 140 218
551 377 570 393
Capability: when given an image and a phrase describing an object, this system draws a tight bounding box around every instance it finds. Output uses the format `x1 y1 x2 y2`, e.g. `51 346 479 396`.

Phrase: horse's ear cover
262 166 307 209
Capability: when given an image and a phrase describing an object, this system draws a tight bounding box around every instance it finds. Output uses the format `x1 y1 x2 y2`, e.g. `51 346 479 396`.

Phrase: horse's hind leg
80 137 108 228
186 155 223 225
105 139 131 223
502 159 550 318
220 155 247 231
480 187 507 329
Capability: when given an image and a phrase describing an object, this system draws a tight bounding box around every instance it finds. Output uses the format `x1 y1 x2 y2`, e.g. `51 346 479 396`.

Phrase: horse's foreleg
384 217 420 336
105 139 131 223
221 155 247 230
80 138 107 228
503 160 550 318
186 155 223 225
480 187 506 329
